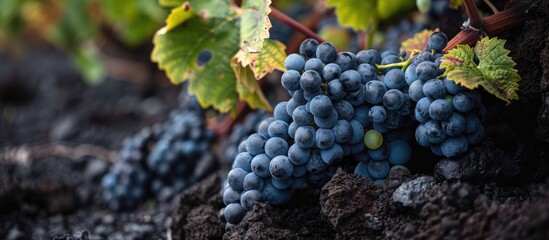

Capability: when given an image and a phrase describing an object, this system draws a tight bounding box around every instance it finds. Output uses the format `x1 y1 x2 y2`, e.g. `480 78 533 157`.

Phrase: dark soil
1 0 549 239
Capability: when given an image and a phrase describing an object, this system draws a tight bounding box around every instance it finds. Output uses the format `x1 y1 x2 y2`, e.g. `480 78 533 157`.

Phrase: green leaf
152 13 240 113
159 0 183 7
441 37 521 103
232 58 272 111
400 29 433 53
326 0 377 31
449 0 463 9
239 0 271 53
377 0 416 20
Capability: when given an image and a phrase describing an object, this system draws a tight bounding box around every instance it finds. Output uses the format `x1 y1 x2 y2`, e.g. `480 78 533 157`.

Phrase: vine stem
270 7 325 43
463 0 483 30
444 0 535 51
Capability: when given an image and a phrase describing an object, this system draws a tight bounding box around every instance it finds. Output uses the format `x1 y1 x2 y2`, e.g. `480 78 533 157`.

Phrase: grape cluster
409 32 485 158
221 32 486 225
102 92 216 210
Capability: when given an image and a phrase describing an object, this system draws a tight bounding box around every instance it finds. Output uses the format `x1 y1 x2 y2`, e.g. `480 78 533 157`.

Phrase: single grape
415 97 432 123
428 32 448 52
356 63 377 84
300 70 322 92
310 95 333 118
316 42 337 63
409 80 426 102
429 99 452 121
383 89 405 110
274 101 291 123
415 124 431 147
444 78 463 95
440 136 468 158
315 128 335 150
224 203 246 224
364 129 383 150
269 156 294 179
299 38 319 58
264 137 289 158
243 172 264 191
268 120 290 139
293 90 307 105
336 52 357 71
363 80 388 104
245 134 266 156
223 187 240 205
281 70 301 91
327 79 346 100
240 190 262 211
284 53 305 71
323 63 341 81
367 160 390 179
292 105 313 126
288 122 299 139
228 168 247 191
423 79 446 99
305 58 324 73
405 64 418 85
424 120 447 144
349 120 365 144
295 126 316 148
234 152 254 172
251 154 271 178
387 140 411 165
288 143 311 165
356 50 378 66
384 69 406 89
453 92 475 112
340 70 362 91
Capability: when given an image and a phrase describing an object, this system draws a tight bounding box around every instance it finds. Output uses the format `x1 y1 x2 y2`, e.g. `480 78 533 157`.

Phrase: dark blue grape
272 177 293 190
440 136 468 158
284 53 305 71
300 70 322 92
295 126 316 148
416 61 439 81
310 95 333 118
316 42 337 63
415 123 431 147
251 154 271 178
340 70 362 91
387 140 411 165
264 137 289 158
383 111 403 129
224 203 246 224
368 143 389 161
268 120 290 139
323 63 341 81
269 156 294 179
320 143 344 165
245 134 266 156
405 64 418 85
281 70 301 91
409 80 426 102
384 69 406 89
223 187 241 205
291 105 313 126
367 160 390 179
353 105 371 127
441 112 466 136
243 172 264 191
305 58 324 73
274 101 291 123
336 52 358 71
363 80 387 104
333 100 354 120
314 108 338 128
299 38 319 58
424 120 446 144
429 99 452 121
240 190 262 211
331 120 352 143
423 79 446 99
234 152 254 171
327 79 346 100
356 63 377 84
428 32 448 52
306 150 329 173
453 92 475 112
369 105 387 123
383 89 405 110
357 49 380 66
354 162 374 180
228 168 247 191
444 78 463 95
288 143 311 165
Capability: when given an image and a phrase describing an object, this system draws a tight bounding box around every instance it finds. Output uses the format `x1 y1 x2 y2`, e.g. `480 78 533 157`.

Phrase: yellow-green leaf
449 0 463 9
152 15 240 113
377 0 416 21
441 37 521 103
235 39 286 79
239 0 272 53
326 0 377 31
400 29 433 53
163 2 194 33
232 58 272 111
159 0 183 7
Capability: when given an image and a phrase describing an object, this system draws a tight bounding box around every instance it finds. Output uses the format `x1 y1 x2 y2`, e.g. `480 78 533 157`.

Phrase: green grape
364 129 383 150
416 0 431 13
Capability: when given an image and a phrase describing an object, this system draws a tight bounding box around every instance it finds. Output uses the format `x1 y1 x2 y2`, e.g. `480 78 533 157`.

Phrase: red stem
464 0 483 30
444 1 534 51
270 7 325 43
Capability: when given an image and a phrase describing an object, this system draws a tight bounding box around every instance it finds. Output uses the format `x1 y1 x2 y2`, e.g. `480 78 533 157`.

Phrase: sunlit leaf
163 2 194 33
232 58 272 111
400 29 433 53
377 0 416 20
239 0 272 53
72 44 105 85
441 37 521 103
326 0 377 31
